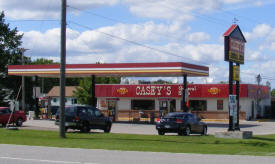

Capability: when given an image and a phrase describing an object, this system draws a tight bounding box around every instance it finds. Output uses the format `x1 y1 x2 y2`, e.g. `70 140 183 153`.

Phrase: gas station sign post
224 24 246 131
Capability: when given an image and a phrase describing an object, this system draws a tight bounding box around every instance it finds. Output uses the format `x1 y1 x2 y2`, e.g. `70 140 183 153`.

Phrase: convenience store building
96 84 270 121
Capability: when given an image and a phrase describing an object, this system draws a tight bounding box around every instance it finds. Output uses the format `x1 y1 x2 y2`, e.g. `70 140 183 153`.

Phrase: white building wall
118 99 131 110
176 99 181 111
50 97 77 106
155 99 160 111
240 98 251 120
206 98 217 111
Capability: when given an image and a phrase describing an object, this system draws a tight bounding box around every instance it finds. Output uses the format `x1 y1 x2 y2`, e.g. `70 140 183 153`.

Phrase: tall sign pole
223 24 246 131
60 0 67 138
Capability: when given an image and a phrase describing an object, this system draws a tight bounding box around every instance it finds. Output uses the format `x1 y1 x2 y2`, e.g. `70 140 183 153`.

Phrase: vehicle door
186 114 197 132
93 108 106 128
87 107 105 129
0 108 12 124
190 114 201 133
77 107 90 123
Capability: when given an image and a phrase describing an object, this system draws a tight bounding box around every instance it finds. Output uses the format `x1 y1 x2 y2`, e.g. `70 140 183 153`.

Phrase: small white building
47 86 78 106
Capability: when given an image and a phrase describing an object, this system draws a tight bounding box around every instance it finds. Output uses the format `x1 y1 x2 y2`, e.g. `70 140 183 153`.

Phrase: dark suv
55 105 112 133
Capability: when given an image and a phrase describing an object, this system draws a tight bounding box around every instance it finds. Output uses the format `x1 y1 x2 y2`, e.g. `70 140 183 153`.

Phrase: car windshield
163 113 186 118
65 107 75 115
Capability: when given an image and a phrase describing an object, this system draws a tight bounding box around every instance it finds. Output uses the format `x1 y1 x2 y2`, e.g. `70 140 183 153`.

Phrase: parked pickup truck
0 107 27 127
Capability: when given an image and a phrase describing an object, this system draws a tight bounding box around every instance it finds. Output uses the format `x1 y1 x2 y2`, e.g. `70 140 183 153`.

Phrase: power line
68 20 209 66
67 5 186 42
240 71 275 81
7 19 59 22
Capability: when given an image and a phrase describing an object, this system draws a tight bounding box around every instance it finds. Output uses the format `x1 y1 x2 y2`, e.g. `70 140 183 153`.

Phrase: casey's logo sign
208 87 220 95
117 87 128 95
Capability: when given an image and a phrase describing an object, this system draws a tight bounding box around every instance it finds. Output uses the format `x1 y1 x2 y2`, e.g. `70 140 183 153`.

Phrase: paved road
21 119 275 135
1 144 275 164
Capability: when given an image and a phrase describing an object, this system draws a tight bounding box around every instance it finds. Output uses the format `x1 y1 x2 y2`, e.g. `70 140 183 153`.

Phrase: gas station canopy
8 62 209 78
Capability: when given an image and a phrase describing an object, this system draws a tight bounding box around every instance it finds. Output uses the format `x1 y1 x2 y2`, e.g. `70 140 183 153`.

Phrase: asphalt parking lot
19 119 275 135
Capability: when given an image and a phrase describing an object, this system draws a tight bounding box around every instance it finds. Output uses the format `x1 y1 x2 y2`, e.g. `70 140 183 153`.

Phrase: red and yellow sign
116 88 128 95
228 38 245 64
208 87 221 95
95 84 268 98
233 65 240 81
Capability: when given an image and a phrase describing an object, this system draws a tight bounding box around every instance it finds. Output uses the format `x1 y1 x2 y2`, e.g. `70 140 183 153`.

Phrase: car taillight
156 118 160 123
176 119 182 123
75 116 79 121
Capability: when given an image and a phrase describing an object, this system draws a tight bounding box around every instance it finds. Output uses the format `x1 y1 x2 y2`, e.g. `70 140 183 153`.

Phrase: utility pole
19 48 29 112
256 74 262 118
228 61 233 131
60 0 67 138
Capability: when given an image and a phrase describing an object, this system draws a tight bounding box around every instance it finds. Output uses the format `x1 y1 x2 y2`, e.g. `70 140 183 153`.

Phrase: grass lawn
1 128 275 156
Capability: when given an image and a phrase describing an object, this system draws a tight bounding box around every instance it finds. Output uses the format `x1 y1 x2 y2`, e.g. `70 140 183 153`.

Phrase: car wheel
201 126 207 136
158 130 165 135
16 118 23 127
104 124 111 133
80 123 90 133
178 129 184 136
184 126 191 136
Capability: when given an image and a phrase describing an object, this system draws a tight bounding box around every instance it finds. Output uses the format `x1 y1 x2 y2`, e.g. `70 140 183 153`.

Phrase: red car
0 107 27 127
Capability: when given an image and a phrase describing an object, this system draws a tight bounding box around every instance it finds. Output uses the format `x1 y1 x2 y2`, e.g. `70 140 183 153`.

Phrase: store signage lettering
208 87 221 95
136 86 171 96
96 84 268 98
178 86 197 96
117 87 128 95
227 38 245 64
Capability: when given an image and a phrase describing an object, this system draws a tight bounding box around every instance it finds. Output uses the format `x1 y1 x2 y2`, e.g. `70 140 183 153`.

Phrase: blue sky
1 0 275 88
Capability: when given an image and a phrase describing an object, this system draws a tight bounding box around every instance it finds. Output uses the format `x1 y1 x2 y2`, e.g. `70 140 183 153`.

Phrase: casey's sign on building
95 84 263 98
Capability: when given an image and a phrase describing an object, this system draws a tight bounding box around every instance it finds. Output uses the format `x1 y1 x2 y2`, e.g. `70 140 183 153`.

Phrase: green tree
31 58 58 65
0 11 25 106
271 89 275 97
151 79 172 84
73 77 121 105
73 78 93 105
30 58 80 94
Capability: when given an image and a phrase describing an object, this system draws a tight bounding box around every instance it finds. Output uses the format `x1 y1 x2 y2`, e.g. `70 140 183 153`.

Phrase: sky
1 0 275 88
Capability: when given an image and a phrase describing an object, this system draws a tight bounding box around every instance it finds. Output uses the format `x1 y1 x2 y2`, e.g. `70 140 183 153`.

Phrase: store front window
131 100 155 110
189 100 207 111
217 100 223 110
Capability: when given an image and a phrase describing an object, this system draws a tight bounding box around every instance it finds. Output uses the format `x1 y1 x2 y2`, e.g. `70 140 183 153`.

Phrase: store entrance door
159 100 168 117
169 99 176 113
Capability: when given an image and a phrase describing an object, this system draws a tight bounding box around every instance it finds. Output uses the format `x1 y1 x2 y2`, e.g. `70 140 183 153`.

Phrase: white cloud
187 32 210 43
223 0 245 4
250 25 275 51
0 0 118 19
123 0 222 22
21 22 223 65
244 24 271 41
253 24 271 38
